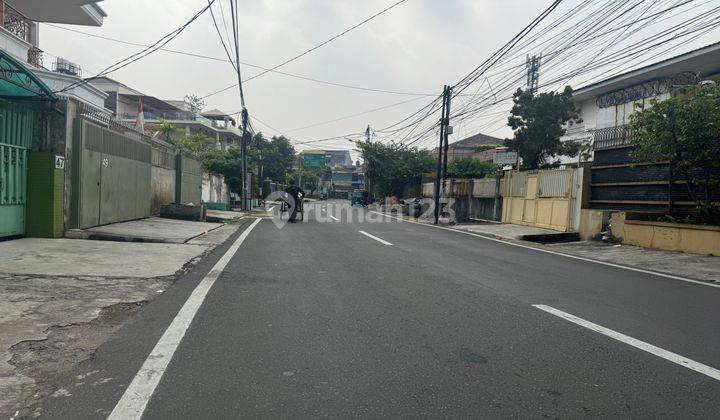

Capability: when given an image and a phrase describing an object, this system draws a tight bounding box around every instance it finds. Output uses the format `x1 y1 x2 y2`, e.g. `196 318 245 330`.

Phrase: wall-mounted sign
493 151 518 165
493 151 518 166
54 155 65 170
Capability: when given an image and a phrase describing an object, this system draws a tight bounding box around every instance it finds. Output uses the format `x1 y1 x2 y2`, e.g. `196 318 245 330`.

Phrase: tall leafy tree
178 133 216 153
505 86 581 169
259 135 296 182
629 84 720 222
446 157 498 179
357 140 435 198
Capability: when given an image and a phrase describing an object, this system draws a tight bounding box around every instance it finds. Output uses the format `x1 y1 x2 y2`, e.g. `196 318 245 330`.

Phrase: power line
54 0 217 94
200 0 412 99
43 22 437 98
207 0 237 72
285 96 427 132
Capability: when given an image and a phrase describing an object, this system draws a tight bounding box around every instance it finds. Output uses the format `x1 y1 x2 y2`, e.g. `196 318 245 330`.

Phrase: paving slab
0 238 207 278
206 209 244 222
74 217 224 244
187 224 242 246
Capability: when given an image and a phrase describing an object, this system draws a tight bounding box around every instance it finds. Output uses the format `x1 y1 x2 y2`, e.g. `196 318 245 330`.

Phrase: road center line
359 230 393 245
108 218 262 420
533 304 720 382
369 211 720 289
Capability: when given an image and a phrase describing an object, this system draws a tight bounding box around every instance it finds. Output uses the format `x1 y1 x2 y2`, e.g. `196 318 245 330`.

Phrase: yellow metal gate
503 169 577 232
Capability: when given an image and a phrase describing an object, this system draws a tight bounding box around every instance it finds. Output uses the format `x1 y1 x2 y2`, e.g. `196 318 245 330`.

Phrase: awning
0 50 58 100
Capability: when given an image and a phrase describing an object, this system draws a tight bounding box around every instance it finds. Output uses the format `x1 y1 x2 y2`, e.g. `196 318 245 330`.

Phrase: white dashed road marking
359 230 393 246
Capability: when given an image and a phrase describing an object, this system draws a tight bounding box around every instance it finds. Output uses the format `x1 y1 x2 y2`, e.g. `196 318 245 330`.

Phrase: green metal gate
176 154 202 205
71 118 152 229
0 102 34 238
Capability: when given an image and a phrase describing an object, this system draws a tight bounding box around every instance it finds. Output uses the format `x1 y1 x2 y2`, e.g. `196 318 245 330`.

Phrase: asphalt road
36 200 720 418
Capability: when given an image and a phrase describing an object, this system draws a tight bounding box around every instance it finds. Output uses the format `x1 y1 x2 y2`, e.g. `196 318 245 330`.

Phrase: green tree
505 86 582 169
446 157 498 179
199 148 243 193
156 119 180 143
291 165 326 196
263 135 296 182
357 140 435 198
178 133 216 153
629 84 720 223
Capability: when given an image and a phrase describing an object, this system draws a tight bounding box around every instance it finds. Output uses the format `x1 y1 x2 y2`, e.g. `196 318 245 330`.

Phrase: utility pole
433 85 452 225
229 0 250 210
526 54 541 94
441 86 453 183
240 110 249 210
516 54 542 171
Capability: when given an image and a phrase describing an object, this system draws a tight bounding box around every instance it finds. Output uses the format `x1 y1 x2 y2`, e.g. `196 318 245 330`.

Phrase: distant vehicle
351 189 370 206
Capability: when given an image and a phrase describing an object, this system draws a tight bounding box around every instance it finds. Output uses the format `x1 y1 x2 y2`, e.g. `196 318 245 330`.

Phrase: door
0 143 26 237
522 174 538 224
0 102 34 239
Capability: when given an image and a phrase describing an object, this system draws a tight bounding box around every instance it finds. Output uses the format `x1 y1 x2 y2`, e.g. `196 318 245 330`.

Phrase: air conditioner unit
54 58 81 77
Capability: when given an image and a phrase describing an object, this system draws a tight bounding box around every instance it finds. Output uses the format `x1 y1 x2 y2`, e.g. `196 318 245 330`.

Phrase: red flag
134 97 145 133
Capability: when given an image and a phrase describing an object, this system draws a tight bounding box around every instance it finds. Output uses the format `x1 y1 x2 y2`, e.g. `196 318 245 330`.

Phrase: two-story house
561 42 720 215
90 76 242 150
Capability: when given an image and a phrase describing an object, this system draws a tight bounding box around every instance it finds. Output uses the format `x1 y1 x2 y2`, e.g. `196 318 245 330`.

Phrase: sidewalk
0 217 244 418
453 222 720 283
65 217 226 243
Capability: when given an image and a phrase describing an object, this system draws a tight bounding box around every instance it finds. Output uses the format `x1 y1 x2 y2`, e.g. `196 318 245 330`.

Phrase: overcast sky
40 0 719 153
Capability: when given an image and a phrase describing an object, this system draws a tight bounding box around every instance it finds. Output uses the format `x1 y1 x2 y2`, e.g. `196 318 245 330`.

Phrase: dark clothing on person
284 186 304 221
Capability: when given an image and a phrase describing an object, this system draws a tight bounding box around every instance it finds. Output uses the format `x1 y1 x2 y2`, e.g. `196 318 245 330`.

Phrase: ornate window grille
2 3 32 43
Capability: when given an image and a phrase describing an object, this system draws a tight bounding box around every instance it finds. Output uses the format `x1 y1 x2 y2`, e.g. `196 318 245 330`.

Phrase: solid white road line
330 215 339 221
359 230 393 246
533 304 720 382
108 218 262 420
370 211 720 290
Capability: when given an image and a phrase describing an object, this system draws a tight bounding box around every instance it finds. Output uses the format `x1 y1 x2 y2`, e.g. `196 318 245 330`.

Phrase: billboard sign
493 151 518 166
303 150 326 167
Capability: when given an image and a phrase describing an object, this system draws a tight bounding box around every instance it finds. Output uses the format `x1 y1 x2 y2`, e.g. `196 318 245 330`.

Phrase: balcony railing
2 2 32 44
119 112 241 135
119 111 212 124
592 125 635 150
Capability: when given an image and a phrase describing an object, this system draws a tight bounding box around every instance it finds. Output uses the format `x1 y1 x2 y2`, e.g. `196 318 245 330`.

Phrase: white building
91 76 243 149
562 42 720 162
0 0 109 110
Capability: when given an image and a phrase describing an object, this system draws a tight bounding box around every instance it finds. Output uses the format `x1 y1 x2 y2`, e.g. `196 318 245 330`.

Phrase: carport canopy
0 50 58 100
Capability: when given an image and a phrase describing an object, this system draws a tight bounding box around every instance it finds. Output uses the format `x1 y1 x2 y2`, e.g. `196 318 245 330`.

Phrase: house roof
449 132 504 149
202 108 236 124
573 41 720 101
87 76 145 96
119 94 183 112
